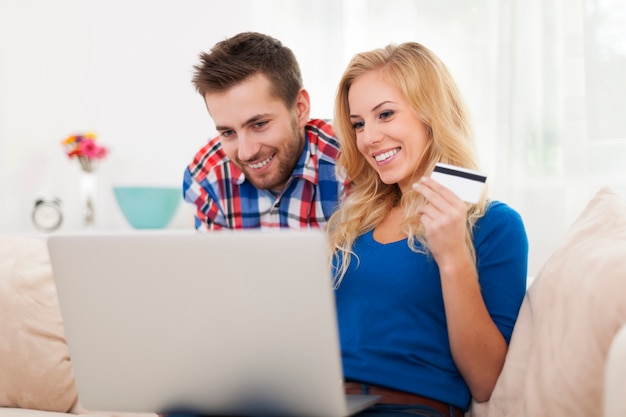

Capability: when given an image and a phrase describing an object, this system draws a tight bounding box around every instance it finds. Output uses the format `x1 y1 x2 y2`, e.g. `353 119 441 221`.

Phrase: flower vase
80 169 98 228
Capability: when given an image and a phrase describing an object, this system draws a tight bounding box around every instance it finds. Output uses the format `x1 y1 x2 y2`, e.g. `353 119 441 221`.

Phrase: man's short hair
192 32 303 108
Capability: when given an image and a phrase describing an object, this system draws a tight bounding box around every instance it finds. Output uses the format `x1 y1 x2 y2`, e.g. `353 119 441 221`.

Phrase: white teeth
374 148 400 162
248 155 273 169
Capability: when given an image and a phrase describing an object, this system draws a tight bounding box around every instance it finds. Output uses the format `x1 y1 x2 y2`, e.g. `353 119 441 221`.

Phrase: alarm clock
32 198 63 232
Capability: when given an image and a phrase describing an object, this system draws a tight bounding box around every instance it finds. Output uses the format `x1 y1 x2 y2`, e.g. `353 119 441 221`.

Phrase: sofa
1 187 625 417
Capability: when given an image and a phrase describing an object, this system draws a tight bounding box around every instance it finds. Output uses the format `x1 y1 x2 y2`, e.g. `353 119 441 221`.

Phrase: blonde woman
329 42 528 417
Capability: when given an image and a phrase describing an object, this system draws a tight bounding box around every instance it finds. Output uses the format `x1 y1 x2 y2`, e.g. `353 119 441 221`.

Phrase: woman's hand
413 176 468 268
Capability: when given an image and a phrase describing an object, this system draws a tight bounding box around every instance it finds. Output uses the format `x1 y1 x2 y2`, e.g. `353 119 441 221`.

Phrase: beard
239 119 305 191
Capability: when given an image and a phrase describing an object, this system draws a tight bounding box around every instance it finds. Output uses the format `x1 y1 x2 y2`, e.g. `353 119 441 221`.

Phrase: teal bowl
112 186 181 229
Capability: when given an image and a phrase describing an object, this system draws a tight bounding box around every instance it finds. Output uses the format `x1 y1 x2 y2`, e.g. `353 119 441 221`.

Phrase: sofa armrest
604 322 626 417
0 236 78 412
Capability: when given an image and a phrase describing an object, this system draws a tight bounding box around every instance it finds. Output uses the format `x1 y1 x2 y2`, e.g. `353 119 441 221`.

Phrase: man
183 32 346 230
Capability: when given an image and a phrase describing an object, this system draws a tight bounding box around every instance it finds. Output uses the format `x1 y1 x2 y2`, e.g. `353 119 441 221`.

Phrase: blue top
334 200 528 411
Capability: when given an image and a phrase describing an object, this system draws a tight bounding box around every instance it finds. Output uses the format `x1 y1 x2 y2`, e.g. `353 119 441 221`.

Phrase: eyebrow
215 114 270 131
349 100 394 119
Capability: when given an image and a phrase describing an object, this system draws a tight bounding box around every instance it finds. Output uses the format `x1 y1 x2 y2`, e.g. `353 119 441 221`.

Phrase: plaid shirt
183 119 347 231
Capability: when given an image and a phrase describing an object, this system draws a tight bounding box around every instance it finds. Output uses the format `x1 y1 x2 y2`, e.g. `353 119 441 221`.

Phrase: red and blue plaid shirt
183 119 347 231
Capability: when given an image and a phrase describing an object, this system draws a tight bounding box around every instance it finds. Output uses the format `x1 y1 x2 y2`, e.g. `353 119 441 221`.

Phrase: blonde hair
328 41 487 285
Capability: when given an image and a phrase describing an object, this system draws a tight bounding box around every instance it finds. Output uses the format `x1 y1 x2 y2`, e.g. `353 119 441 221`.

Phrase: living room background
1 0 624 276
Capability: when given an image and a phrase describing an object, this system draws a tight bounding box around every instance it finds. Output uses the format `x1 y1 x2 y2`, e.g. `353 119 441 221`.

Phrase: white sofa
1 187 626 417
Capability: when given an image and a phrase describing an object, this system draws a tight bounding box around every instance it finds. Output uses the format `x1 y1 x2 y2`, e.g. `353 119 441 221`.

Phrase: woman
328 42 528 417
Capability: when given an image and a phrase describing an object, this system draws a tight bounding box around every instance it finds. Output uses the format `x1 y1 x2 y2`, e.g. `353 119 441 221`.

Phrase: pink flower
79 139 105 158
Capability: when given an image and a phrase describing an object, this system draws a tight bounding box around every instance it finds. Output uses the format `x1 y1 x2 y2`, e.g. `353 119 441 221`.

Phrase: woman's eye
351 120 364 130
379 110 394 120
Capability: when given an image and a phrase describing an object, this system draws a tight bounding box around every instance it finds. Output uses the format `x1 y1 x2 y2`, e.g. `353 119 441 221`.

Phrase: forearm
439 257 508 402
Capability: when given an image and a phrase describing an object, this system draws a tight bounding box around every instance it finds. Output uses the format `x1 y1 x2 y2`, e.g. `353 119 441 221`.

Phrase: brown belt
344 382 464 417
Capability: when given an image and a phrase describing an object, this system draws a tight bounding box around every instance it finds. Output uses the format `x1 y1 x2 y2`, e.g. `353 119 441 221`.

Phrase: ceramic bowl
112 186 181 229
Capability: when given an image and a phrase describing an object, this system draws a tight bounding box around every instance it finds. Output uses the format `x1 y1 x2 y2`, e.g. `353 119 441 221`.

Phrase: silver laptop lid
48 230 376 417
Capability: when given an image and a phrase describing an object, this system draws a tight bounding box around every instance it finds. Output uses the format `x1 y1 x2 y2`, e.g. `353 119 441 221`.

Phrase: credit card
430 162 487 203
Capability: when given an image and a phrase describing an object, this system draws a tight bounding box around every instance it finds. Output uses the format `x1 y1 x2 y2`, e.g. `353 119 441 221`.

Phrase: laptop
48 230 379 417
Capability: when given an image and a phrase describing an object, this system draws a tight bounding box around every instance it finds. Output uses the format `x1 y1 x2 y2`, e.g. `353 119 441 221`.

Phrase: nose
362 122 382 147
237 134 261 162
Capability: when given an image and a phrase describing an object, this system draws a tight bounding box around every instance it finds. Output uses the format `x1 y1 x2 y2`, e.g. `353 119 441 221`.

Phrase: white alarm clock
32 198 63 232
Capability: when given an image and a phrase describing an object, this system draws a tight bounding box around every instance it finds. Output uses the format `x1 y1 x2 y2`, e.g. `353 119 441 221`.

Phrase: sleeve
474 201 529 344
182 166 224 231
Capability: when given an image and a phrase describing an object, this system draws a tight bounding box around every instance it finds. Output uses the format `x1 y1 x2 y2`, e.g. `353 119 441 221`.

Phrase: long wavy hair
328 42 488 286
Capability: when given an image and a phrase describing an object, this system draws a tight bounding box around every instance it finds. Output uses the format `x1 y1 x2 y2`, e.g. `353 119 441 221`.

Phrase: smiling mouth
374 148 400 162
247 155 274 169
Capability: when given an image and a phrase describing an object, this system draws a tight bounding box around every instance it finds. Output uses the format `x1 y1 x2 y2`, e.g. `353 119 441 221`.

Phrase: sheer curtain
498 0 626 273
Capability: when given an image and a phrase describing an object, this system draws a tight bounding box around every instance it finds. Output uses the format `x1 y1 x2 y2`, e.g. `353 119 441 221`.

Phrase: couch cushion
477 187 626 416
0 236 78 412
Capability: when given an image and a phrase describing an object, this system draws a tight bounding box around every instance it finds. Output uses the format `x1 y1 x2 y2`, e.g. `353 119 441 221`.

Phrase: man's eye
220 130 235 138
351 120 364 130
253 121 268 129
